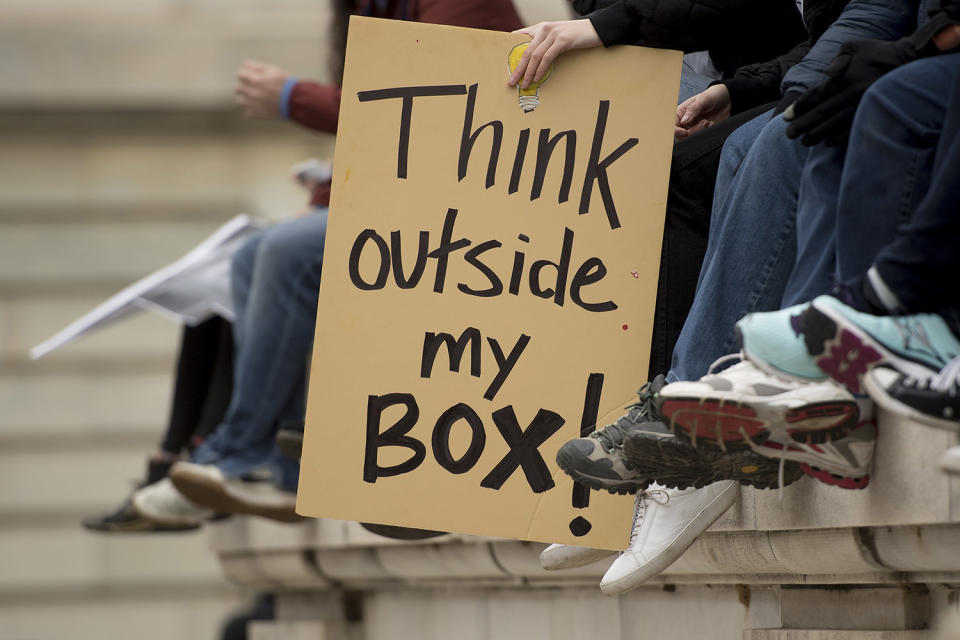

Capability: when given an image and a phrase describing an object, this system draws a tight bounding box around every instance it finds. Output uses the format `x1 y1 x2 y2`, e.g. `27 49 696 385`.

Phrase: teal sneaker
803 295 960 394
736 304 826 382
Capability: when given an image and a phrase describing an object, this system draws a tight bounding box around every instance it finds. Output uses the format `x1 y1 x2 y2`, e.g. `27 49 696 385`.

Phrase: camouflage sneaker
555 376 667 495
622 430 803 490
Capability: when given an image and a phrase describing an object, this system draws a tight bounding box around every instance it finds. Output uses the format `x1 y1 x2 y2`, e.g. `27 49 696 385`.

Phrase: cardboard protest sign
298 17 681 550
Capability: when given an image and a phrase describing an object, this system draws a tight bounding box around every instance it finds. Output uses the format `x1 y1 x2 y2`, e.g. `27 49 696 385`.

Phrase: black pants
159 317 234 454
648 102 777 380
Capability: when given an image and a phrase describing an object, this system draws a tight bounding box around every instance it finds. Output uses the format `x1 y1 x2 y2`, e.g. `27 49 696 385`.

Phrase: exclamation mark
569 373 604 537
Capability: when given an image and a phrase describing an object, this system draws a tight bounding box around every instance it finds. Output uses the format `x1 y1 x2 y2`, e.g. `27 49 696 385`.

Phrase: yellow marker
740 465 759 474
507 42 556 113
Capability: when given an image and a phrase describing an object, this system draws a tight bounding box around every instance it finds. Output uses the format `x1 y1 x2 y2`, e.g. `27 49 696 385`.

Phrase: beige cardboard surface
298 17 681 550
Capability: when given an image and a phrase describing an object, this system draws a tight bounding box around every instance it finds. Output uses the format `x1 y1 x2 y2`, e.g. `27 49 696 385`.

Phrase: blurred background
0 1 568 638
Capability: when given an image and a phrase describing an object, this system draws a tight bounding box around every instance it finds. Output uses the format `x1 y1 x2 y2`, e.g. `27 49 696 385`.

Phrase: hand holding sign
298 18 680 550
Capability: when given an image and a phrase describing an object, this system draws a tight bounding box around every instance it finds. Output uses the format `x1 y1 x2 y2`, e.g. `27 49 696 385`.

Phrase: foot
276 429 304 461
539 544 616 571
622 430 803 490
757 420 876 490
83 458 198 533
864 357 960 432
803 295 960 394
131 478 216 527
737 303 827 382
939 446 960 474
599 481 738 594
169 462 305 523
658 360 858 451
555 376 667 495
83 494 201 533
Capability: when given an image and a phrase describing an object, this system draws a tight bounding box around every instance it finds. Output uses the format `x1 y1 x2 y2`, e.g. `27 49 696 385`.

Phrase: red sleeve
412 0 523 32
288 81 342 134
309 180 333 208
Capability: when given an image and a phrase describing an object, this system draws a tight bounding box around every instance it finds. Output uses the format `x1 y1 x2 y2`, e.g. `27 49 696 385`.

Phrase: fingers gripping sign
507 20 602 90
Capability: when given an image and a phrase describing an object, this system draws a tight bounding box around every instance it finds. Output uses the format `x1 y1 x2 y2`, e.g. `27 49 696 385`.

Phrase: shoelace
900 353 960 396
593 378 664 452
930 354 960 395
705 352 743 374
626 488 670 551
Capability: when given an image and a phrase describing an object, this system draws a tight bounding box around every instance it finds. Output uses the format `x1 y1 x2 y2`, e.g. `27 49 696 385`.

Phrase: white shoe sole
169 466 305 523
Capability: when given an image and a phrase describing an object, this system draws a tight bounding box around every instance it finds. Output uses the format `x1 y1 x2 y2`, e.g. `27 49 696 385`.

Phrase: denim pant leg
668 115 807 383
834 55 957 283
780 143 846 306
859 54 960 315
678 63 713 104
710 109 771 218
192 210 329 476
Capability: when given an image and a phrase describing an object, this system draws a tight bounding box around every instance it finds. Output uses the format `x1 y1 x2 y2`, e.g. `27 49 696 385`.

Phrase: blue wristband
279 77 299 119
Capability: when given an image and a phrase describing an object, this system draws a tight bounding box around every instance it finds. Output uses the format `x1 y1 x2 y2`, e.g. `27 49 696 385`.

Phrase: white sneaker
131 478 214 527
169 462 304 523
599 480 738 595
939 446 960 474
539 544 616 570
658 359 859 450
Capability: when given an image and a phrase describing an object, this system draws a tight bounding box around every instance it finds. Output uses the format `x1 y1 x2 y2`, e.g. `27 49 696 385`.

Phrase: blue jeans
664 0 925 383
870 54 960 314
679 62 713 104
192 210 328 489
668 114 804 382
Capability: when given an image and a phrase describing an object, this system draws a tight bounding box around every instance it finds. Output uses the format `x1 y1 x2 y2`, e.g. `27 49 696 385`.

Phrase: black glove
784 37 922 146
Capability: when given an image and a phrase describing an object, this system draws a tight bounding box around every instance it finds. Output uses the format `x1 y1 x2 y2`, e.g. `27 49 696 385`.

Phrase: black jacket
720 0 960 114
718 0 850 113
576 0 807 78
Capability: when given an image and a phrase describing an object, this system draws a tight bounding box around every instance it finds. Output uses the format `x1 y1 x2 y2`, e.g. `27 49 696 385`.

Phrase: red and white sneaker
758 420 876 490
658 358 859 451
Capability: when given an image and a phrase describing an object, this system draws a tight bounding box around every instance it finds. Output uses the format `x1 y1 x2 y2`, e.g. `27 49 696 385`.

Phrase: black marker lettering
531 129 576 203
578 100 638 229
484 334 531 401
570 257 617 312
357 84 468 179
458 84 502 188
363 393 425 483
431 403 486 474
349 229 390 290
529 227 574 307
390 230 429 289
420 328 482 379
458 240 504 297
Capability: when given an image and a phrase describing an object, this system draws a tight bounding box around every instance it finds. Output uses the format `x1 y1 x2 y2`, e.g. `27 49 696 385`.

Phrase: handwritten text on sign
298 18 681 550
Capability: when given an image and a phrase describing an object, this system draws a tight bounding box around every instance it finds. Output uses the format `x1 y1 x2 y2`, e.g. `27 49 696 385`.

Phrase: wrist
279 77 299 119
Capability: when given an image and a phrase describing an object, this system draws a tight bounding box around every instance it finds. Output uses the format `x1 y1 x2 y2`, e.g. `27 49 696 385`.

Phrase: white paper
30 214 265 359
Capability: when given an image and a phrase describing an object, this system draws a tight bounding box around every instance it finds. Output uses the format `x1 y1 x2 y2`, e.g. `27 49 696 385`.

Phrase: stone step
0 114 332 222
0 291 181 363
0 439 163 514
0 219 240 285
0 368 172 434
0 582 241 640
0 521 226 591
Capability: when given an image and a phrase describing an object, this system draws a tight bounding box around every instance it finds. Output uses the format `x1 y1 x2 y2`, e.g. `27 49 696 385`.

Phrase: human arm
785 17 960 146
234 60 341 134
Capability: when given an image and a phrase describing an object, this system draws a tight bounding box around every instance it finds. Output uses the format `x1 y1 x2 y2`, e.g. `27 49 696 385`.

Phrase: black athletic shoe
82 459 199 533
622 430 803 490
83 494 201 533
555 376 668 495
276 429 304 461
865 360 960 432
